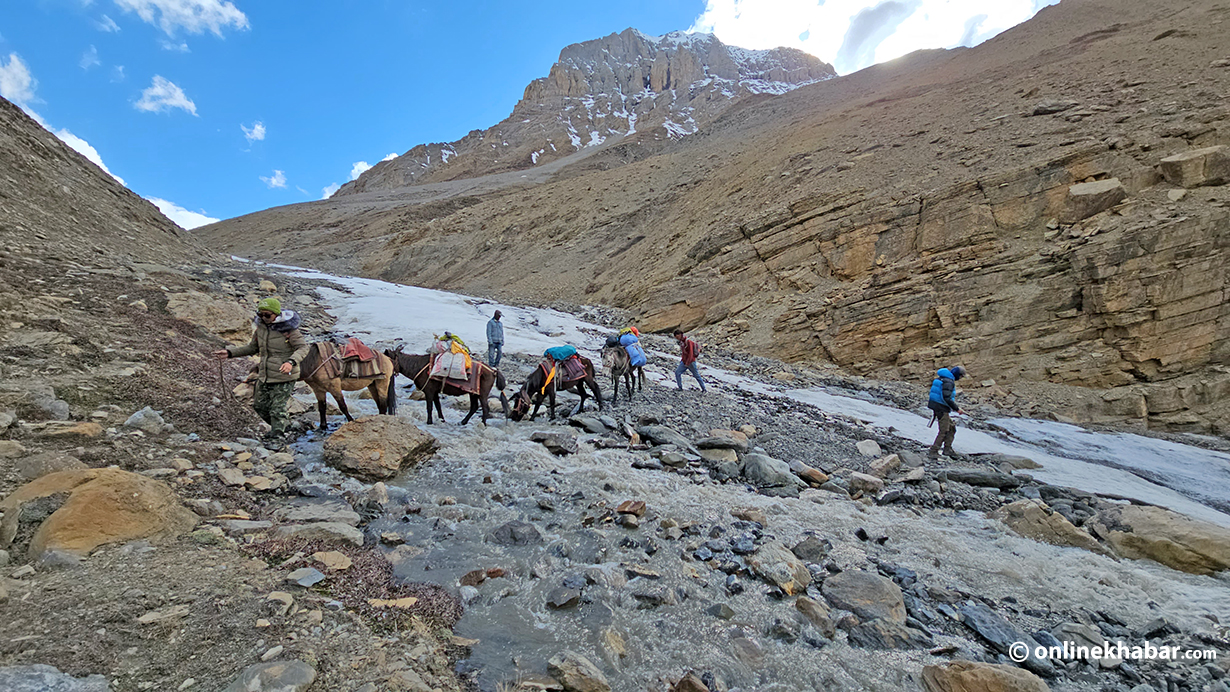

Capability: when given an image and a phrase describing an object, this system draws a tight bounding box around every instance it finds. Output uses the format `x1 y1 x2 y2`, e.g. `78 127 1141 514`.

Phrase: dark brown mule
384 349 509 425
299 342 397 430
601 345 644 405
509 356 603 421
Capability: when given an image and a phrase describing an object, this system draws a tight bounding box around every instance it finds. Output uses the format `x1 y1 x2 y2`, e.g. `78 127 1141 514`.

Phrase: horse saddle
541 355 586 386
333 338 383 379
340 337 376 362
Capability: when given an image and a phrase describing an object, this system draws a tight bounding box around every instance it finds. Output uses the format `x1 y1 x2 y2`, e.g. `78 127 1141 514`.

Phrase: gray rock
218 520 274 534
1031 99 1078 115
636 425 698 452
222 660 317 692
123 406 171 434
1060 178 1127 224
706 603 736 619
0 664 108 691
488 520 543 546
286 567 326 587
742 453 805 488
547 587 582 609
958 601 1055 677
819 480 850 497
846 618 933 649
822 570 905 623
856 440 882 457
532 431 579 455
568 416 606 434
938 468 1022 489
696 436 748 453
272 498 360 526
791 536 832 563
274 522 363 546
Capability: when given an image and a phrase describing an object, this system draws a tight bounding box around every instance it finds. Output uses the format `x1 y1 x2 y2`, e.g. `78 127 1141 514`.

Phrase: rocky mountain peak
337 28 834 195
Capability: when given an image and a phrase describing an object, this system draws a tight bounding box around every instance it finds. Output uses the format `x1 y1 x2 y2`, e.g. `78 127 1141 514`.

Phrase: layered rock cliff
198 0 1230 433
336 29 834 194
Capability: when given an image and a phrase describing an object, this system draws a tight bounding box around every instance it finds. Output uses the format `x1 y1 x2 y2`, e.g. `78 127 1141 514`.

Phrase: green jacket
228 311 310 384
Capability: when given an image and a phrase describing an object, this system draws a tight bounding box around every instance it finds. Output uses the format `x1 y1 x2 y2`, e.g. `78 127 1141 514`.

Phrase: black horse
509 356 604 421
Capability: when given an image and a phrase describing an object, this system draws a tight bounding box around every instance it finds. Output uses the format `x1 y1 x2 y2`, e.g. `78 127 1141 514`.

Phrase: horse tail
496 368 507 392
386 363 398 415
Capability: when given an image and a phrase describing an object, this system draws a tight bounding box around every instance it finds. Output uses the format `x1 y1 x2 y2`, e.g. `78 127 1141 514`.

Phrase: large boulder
0 469 198 559
1059 178 1127 223
165 291 254 345
323 416 438 481
221 660 316 692
747 540 811 595
1087 504 1230 575
990 500 1114 557
742 453 806 488
1159 145 1230 188
547 651 610 692
922 661 1050 692
0 664 109 692
821 570 905 623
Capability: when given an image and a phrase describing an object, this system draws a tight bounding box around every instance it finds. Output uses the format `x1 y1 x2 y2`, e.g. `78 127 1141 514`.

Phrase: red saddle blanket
341 337 376 362
541 355 587 385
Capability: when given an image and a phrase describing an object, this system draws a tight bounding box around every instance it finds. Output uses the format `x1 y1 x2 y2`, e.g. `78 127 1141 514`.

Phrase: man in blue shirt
927 365 966 459
486 310 504 367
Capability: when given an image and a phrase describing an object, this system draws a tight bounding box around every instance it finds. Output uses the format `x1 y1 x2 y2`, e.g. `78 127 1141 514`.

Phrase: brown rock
16 452 87 481
868 454 901 479
165 291 254 345
730 507 767 525
746 540 811 595
322 415 438 481
1088 504 1230 575
821 569 905 623
671 672 709 692
1159 145 1230 188
849 472 885 494
0 468 198 558
311 550 352 571
990 500 1114 557
921 660 1050 692
795 596 837 637
616 500 647 517
1058 178 1127 223
40 421 103 439
547 651 610 692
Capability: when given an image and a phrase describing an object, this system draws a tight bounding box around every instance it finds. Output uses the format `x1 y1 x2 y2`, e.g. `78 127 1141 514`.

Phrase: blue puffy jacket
928 368 960 413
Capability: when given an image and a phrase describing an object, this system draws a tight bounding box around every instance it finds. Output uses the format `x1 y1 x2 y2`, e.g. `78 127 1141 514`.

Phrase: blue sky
0 0 1054 228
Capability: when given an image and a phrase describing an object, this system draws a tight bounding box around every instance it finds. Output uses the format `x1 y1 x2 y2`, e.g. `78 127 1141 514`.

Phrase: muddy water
290 393 1230 692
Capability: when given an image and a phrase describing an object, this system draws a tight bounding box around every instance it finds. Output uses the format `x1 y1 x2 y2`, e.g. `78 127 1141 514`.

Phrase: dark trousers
254 381 295 435
929 409 955 453
488 343 503 367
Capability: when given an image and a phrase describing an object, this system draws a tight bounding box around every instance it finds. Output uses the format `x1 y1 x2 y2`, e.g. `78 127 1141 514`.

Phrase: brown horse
601 345 644 405
299 342 396 429
509 356 603 421
384 349 509 425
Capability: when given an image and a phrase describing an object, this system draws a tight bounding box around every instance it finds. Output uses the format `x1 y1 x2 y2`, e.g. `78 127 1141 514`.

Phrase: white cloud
135 75 197 115
112 65 126 82
349 161 372 181
321 182 341 199
54 128 126 185
0 53 38 109
115 0 249 37
80 45 101 70
241 120 265 142
159 38 190 52
382 152 398 161
97 14 122 32
260 169 287 188
149 197 218 229
0 55 126 186
689 0 1057 74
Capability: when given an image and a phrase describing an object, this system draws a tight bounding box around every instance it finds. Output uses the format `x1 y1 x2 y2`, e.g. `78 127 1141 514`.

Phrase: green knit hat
257 297 281 315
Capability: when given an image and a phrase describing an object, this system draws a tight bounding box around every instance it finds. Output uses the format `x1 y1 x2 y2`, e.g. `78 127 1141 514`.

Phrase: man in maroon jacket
673 329 707 392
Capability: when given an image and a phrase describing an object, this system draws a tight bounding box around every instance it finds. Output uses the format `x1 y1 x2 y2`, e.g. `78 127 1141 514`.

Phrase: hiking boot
261 432 287 451
927 448 940 460
941 448 962 460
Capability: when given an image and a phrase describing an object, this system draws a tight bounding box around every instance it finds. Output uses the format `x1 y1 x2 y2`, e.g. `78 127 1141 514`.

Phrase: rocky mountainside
337 28 835 193
197 0 1230 434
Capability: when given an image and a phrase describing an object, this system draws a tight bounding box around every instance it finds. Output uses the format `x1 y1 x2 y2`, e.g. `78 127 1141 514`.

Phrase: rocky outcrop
820 570 905 623
322 415 438 481
165 291 254 345
990 499 1114 557
1087 504 1230 575
0 468 199 559
337 29 833 194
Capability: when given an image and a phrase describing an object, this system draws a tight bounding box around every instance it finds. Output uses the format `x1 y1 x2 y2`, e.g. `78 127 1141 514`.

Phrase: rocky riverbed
2 260 1229 692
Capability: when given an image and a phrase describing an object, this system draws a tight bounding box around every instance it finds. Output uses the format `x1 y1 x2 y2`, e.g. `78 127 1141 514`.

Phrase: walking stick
218 357 232 401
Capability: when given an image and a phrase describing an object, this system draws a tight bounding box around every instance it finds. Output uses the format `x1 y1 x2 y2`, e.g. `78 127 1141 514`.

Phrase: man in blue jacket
927 365 966 459
486 310 504 367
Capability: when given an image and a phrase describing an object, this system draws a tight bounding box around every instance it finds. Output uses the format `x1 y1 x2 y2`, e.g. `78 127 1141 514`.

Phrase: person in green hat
214 297 309 445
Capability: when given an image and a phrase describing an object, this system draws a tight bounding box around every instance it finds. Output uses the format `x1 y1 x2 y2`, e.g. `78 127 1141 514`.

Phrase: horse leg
610 372 619 406
624 371 633 401
314 388 328 430
333 384 354 423
530 393 544 421
370 381 386 415
460 394 479 425
590 376 605 412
